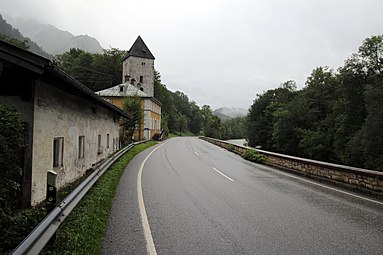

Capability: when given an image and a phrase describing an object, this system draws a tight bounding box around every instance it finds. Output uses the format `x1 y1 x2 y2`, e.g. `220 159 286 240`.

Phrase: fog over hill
4 14 103 55
213 107 247 120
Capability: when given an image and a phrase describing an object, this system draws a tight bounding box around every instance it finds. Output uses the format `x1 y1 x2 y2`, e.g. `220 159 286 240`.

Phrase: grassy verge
37 141 157 255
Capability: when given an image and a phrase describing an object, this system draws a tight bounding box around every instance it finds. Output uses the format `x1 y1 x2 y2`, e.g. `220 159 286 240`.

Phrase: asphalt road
103 137 383 255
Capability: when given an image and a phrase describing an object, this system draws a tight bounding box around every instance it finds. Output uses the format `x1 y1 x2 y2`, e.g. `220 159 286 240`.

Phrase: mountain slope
213 111 232 121
4 15 103 55
213 107 247 120
0 14 53 59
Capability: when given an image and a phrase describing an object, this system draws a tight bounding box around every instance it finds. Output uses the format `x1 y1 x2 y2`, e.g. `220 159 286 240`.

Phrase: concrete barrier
200 136 383 197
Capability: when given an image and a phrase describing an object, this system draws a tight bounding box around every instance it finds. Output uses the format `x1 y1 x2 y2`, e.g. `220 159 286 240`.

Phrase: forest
246 35 383 171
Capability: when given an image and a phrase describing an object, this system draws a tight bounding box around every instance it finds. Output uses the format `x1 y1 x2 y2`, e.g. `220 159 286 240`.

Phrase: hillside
3 15 103 55
0 14 53 59
213 111 232 121
213 107 247 120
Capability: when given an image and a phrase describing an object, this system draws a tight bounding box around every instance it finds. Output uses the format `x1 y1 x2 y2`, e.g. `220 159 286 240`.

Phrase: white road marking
267 166 383 206
212 167 234 182
137 142 167 255
194 151 199 156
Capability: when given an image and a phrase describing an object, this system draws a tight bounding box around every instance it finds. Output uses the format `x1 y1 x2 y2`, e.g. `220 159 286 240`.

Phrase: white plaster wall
31 81 120 205
123 57 154 97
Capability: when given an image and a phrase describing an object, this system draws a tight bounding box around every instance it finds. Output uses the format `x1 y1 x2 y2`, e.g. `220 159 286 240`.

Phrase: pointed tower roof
122 36 155 61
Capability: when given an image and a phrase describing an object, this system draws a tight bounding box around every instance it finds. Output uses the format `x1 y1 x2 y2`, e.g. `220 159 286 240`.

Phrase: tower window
140 76 143 83
142 62 145 66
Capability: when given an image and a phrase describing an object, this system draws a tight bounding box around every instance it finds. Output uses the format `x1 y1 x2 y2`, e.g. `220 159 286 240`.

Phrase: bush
226 144 235 152
242 149 265 163
0 105 25 239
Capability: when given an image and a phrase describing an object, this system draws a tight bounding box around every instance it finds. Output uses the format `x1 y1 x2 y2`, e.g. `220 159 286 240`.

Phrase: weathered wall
31 81 120 205
200 137 383 197
143 98 161 139
122 57 154 97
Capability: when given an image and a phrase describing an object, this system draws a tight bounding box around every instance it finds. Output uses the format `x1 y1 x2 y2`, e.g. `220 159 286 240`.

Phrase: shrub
242 149 265 163
226 144 235 152
0 104 25 214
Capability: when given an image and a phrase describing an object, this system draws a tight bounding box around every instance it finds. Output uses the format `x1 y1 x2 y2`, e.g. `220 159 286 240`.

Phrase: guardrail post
46 170 57 213
46 170 57 243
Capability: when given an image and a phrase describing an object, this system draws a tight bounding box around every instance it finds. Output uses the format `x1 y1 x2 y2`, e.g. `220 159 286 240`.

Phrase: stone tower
122 36 155 97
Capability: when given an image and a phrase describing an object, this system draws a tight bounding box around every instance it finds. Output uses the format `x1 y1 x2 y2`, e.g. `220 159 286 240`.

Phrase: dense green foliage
246 35 383 171
55 48 127 91
0 105 25 236
0 15 52 58
120 95 143 144
242 150 265 163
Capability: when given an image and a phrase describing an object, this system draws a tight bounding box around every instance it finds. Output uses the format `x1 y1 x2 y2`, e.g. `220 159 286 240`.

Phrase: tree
55 47 126 91
222 117 246 140
296 67 338 161
0 105 24 220
0 34 29 50
176 113 188 135
245 35 383 170
189 102 203 135
246 86 295 149
120 95 142 144
358 35 383 75
201 105 224 138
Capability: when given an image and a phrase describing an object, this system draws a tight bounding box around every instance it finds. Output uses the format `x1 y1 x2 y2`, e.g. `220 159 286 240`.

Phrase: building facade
97 83 162 140
0 40 128 206
122 36 155 97
99 36 161 140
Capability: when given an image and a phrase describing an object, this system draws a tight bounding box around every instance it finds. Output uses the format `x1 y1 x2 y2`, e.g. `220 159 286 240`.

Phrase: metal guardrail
11 141 147 255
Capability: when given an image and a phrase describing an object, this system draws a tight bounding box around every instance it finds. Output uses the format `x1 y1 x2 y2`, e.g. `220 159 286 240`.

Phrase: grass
1 168 98 254
38 141 157 255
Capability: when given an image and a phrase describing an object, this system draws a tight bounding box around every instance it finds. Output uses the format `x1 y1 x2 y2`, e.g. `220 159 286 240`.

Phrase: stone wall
122 57 155 97
200 137 383 197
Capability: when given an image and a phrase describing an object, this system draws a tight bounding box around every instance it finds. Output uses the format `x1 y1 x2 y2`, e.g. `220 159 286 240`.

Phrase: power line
59 61 113 78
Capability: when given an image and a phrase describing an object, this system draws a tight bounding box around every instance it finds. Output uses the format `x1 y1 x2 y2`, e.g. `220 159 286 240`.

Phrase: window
107 134 110 149
53 137 64 168
98 135 102 154
78 136 85 158
141 62 145 66
119 86 124 92
140 76 143 83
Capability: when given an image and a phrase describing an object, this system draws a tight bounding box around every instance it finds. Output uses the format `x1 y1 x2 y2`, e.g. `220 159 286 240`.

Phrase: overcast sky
1 0 383 109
